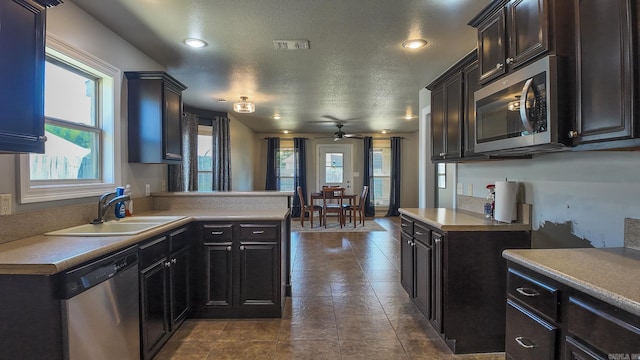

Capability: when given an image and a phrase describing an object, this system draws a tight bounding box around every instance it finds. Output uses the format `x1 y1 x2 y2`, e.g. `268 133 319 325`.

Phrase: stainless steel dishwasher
58 246 140 360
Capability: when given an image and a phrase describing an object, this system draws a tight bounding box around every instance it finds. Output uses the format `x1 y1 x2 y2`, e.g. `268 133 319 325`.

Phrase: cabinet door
573 0 635 144
140 259 170 360
239 243 279 306
163 84 182 161
444 73 463 159
169 247 190 329
0 0 46 153
463 61 480 157
431 87 445 161
414 238 431 317
400 232 415 297
478 8 507 84
430 232 443 333
507 0 548 69
205 243 233 307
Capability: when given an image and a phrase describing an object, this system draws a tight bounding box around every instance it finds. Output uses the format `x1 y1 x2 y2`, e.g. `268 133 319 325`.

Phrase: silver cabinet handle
415 231 424 236
506 57 514 64
38 135 48 142
211 231 224 235
496 63 504 70
164 261 171 268
401 223 408 227
516 287 540 297
439 152 445 157
568 130 579 138
407 240 411 245
171 258 177 264
515 336 537 349
252 230 265 234
226 246 232 251
240 245 245 251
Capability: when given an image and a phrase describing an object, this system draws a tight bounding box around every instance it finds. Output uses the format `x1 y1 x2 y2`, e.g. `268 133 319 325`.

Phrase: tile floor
156 217 505 360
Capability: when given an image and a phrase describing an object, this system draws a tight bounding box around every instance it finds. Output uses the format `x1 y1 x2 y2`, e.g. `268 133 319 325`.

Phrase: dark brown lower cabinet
192 221 284 318
400 214 531 354
506 263 640 360
139 226 191 360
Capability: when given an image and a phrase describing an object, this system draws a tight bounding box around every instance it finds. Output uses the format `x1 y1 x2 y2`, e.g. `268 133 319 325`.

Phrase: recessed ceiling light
402 39 428 49
404 115 414 120
184 38 208 48
273 115 282 120
381 129 390 134
283 129 290 134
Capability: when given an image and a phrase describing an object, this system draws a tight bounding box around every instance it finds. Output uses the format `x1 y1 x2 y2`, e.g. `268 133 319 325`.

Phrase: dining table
310 190 357 226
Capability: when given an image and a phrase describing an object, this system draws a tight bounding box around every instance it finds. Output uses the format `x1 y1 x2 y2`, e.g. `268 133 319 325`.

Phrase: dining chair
342 185 368 228
297 186 322 228
322 187 345 228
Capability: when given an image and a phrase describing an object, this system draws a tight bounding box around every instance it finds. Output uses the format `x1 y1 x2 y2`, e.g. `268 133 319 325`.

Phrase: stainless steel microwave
474 56 571 154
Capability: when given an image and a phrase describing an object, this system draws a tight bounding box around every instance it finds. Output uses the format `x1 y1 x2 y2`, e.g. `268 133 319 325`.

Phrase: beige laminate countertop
503 247 640 317
0 209 289 276
399 208 531 231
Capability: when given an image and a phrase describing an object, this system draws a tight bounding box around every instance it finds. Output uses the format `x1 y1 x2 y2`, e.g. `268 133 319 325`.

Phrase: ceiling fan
316 124 364 141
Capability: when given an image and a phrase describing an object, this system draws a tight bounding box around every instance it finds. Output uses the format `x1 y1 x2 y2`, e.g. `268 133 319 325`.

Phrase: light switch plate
456 183 463 195
467 184 473 196
145 184 151 196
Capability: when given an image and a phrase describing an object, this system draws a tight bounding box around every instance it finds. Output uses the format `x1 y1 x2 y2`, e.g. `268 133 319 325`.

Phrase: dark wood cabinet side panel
464 61 480 157
431 88 445 160
445 73 463 159
163 85 182 161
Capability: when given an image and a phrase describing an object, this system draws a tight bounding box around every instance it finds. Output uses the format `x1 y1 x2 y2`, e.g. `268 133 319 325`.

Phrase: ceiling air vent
273 40 310 50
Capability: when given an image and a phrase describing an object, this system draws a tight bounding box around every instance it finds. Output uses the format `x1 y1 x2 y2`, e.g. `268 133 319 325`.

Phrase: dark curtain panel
385 137 402 216
363 136 375 217
168 112 199 191
292 137 307 217
265 137 280 190
212 116 232 191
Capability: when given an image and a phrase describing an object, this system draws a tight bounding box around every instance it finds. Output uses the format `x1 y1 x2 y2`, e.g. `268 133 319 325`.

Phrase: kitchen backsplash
0 196 153 245
457 194 531 225
624 218 640 250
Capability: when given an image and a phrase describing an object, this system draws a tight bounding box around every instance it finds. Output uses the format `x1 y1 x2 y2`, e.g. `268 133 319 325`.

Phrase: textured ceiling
70 0 491 135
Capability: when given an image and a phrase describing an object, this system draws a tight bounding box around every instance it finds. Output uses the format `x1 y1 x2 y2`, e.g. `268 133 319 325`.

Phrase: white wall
0 2 167 214
228 115 255 191
457 151 640 248
418 87 435 208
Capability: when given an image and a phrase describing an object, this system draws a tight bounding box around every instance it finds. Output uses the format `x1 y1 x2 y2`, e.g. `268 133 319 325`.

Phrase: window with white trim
278 139 295 191
372 139 391 208
197 125 213 191
19 36 121 203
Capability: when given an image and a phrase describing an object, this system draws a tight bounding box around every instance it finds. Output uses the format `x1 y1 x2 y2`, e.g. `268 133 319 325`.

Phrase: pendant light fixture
233 96 255 113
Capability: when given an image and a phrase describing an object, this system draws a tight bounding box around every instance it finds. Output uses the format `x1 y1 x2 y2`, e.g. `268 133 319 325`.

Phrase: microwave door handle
519 78 536 133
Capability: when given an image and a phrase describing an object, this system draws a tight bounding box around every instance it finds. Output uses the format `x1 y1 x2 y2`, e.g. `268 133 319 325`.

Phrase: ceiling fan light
233 96 255 113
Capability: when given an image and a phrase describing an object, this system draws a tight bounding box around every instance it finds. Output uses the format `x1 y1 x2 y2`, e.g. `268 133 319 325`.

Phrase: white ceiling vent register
272 40 310 50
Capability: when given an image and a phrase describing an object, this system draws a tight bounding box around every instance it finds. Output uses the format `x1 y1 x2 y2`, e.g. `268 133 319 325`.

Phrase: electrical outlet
145 184 151 197
456 183 463 195
0 194 12 216
466 184 473 196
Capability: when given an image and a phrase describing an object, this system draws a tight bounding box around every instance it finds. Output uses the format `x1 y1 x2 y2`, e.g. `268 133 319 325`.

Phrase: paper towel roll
494 181 518 223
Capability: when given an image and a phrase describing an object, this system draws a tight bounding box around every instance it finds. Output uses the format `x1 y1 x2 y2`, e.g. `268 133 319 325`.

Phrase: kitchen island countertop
0 209 289 276
503 247 640 317
399 207 531 231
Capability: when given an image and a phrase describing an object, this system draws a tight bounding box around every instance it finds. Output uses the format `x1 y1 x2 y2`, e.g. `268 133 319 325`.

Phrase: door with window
316 144 353 193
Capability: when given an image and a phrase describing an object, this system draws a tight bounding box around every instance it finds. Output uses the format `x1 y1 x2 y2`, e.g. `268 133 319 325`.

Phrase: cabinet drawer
508 268 559 322
139 235 168 269
169 226 190 252
567 296 640 356
565 336 606 360
400 216 413 235
239 224 278 241
203 224 233 243
505 299 557 360
413 223 431 246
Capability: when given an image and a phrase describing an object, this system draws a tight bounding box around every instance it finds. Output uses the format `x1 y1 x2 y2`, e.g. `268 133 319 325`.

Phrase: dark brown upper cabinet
427 51 478 162
571 0 638 145
125 71 187 164
0 0 61 153
463 59 481 158
469 0 573 85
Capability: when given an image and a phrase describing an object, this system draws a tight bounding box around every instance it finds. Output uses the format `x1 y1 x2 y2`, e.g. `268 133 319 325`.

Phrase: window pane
45 60 97 126
280 177 295 192
197 134 212 171
325 153 343 183
279 149 295 177
198 172 212 191
30 123 99 180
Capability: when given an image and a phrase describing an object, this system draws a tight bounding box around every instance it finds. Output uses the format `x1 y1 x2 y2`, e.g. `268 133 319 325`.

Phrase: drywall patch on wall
534 221 593 249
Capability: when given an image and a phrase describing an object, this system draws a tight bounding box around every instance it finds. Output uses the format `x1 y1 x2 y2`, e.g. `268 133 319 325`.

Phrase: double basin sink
44 216 186 237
